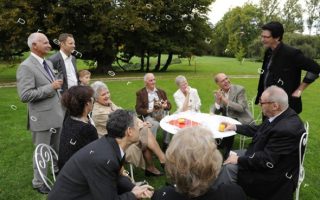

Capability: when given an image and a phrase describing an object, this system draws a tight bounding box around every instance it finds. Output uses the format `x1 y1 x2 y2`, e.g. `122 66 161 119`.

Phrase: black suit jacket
236 108 305 200
256 42 320 113
48 136 135 200
48 51 78 93
152 183 246 200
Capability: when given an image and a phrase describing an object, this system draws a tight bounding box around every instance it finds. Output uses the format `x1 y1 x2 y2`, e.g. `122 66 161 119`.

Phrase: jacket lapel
30 56 53 83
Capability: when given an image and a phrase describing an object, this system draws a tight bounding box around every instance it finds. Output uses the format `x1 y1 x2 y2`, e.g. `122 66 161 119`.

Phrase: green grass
0 56 319 199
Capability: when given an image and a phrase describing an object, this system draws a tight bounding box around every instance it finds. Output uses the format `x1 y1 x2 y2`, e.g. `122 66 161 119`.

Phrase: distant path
0 75 259 88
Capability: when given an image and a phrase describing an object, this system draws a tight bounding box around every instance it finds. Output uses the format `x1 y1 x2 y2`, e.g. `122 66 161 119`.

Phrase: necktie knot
43 60 54 81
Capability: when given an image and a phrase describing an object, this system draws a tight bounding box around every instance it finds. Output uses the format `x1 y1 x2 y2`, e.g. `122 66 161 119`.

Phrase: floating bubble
126 81 132 85
205 38 211 44
130 24 135 31
277 78 284 86
10 105 17 110
72 50 83 58
94 61 98 67
53 38 60 45
44 14 47 18
257 68 264 74
185 24 192 32
165 15 172 21
30 116 37 121
145 4 152 9
70 139 77 145
303 183 309 187
107 71 116 77
49 128 57 133
16 18 25 25
224 49 229 53
37 29 43 33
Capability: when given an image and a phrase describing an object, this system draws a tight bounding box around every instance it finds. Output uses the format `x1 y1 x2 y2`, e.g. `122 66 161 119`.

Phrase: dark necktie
43 60 54 81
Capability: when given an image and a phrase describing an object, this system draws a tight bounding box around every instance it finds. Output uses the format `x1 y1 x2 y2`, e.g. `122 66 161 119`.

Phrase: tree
281 0 303 33
258 0 281 23
306 0 320 35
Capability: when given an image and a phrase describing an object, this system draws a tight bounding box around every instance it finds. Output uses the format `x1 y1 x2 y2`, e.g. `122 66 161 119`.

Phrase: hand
131 185 154 199
214 90 222 104
223 154 238 165
143 121 152 128
51 79 63 90
161 100 168 109
292 89 302 98
223 123 236 131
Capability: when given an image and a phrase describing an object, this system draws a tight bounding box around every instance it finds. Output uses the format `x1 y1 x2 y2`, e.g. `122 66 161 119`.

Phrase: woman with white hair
173 75 201 113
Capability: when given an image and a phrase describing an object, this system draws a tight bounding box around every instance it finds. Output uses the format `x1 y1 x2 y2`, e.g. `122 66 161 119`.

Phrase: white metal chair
239 96 261 149
34 143 58 191
295 122 309 200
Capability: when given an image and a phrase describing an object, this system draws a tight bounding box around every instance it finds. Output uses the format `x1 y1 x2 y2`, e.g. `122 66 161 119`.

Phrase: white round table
160 111 241 138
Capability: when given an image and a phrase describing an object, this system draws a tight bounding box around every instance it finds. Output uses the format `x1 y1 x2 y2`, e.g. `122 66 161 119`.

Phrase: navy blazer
48 136 135 200
236 108 305 199
255 42 320 113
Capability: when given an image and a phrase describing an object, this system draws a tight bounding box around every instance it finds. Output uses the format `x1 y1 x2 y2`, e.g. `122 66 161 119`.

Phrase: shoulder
136 88 146 95
173 89 181 97
48 52 62 62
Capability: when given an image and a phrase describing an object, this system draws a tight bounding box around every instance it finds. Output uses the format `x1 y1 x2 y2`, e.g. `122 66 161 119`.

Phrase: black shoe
34 184 50 194
145 169 164 177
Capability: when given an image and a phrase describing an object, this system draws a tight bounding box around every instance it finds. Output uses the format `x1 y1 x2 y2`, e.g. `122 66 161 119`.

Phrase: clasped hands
214 90 228 105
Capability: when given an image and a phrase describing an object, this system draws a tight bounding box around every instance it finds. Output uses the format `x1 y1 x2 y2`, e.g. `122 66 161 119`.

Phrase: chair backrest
34 143 58 190
295 122 309 200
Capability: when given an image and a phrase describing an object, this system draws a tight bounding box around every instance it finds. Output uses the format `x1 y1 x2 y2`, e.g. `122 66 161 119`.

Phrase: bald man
16 32 64 194
135 73 171 150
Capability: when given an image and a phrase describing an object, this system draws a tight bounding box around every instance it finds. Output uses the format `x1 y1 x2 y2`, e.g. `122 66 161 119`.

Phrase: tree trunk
160 52 173 72
93 55 115 74
146 50 150 72
140 51 145 71
154 52 161 71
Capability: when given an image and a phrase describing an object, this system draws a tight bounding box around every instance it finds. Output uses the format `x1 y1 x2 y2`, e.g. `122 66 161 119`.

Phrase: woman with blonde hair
152 126 245 200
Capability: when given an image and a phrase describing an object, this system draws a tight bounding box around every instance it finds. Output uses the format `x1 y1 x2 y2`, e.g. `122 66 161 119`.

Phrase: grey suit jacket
16 55 64 132
48 51 78 92
211 84 254 125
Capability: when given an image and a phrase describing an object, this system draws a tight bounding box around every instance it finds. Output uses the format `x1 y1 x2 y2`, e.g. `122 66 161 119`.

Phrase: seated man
211 73 254 158
135 73 172 150
91 81 165 176
214 86 305 200
48 110 154 200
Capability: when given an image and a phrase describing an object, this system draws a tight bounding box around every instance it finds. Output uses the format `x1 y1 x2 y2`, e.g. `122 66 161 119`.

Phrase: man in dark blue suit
49 110 153 200
215 86 305 200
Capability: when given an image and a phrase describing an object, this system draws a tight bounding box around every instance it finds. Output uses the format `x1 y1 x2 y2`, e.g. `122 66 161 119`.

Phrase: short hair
214 73 227 83
27 32 43 49
262 21 284 41
58 33 73 43
263 86 289 110
144 73 154 82
78 69 91 78
175 75 187 86
106 109 136 138
165 126 223 198
90 81 108 100
61 86 94 117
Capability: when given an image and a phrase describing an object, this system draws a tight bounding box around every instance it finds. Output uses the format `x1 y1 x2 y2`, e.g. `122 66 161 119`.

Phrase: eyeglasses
261 35 272 39
259 100 274 105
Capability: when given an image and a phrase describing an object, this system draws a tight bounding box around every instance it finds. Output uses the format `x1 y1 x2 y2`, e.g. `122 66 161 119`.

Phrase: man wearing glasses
214 86 305 200
256 21 320 114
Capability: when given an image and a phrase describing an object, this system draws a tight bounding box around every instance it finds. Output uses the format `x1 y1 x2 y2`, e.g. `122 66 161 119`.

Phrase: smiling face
215 73 231 92
32 33 51 57
261 30 280 50
145 73 156 90
96 88 111 106
60 36 75 56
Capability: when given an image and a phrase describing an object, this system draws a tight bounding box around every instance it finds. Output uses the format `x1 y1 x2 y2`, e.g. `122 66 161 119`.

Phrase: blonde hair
165 126 222 198
78 69 91 78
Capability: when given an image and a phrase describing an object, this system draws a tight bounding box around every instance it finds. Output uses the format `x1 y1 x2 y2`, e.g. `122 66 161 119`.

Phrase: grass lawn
0 56 319 199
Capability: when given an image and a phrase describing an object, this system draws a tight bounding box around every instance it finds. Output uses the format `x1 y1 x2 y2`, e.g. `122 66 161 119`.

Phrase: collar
30 52 44 65
118 144 125 158
268 109 286 123
146 87 158 93
60 50 70 60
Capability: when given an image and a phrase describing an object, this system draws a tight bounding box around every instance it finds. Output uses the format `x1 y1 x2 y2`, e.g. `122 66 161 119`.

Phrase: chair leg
129 164 135 183
295 184 300 200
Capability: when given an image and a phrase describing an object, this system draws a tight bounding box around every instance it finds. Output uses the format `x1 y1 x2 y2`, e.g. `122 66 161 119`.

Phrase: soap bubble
16 18 25 25
10 105 17 110
185 24 192 32
30 116 37 122
107 71 116 77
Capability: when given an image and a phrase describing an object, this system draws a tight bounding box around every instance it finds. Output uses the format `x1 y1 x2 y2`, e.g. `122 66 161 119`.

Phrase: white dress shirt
60 50 77 88
173 86 201 113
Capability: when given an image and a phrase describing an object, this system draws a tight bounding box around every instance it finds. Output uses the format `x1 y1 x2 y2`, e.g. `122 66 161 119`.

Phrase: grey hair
175 75 187 86
90 81 109 100
264 86 289 110
144 73 154 82
27 33 39 49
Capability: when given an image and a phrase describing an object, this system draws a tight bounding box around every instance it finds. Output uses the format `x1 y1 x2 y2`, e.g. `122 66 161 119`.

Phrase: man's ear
125 127 132 137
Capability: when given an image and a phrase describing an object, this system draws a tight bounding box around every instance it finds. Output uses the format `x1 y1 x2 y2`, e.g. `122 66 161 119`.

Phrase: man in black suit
48 33 78 93
256 21 320 114
215 86 305 200
48 110 154 200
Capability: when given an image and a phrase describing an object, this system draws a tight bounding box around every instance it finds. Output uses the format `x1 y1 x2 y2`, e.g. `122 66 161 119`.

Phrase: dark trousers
217 136 235 160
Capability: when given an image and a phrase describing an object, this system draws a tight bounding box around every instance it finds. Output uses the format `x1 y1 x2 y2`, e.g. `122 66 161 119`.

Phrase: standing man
16 32 64 194
211 73 254 159
48 110 154 200
49 33 78 93
256 21 320 114
215 86 305 199
135 73 172 151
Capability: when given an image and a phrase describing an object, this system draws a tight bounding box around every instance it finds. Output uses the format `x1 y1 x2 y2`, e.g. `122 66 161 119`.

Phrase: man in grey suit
211 73 254 159
48 33 78 93
16 32 64 194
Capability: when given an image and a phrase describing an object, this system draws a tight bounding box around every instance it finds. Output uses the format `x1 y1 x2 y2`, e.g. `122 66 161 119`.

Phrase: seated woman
173 75 201 113
58 86 98 170
152 126 246 200
91 81 165 176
